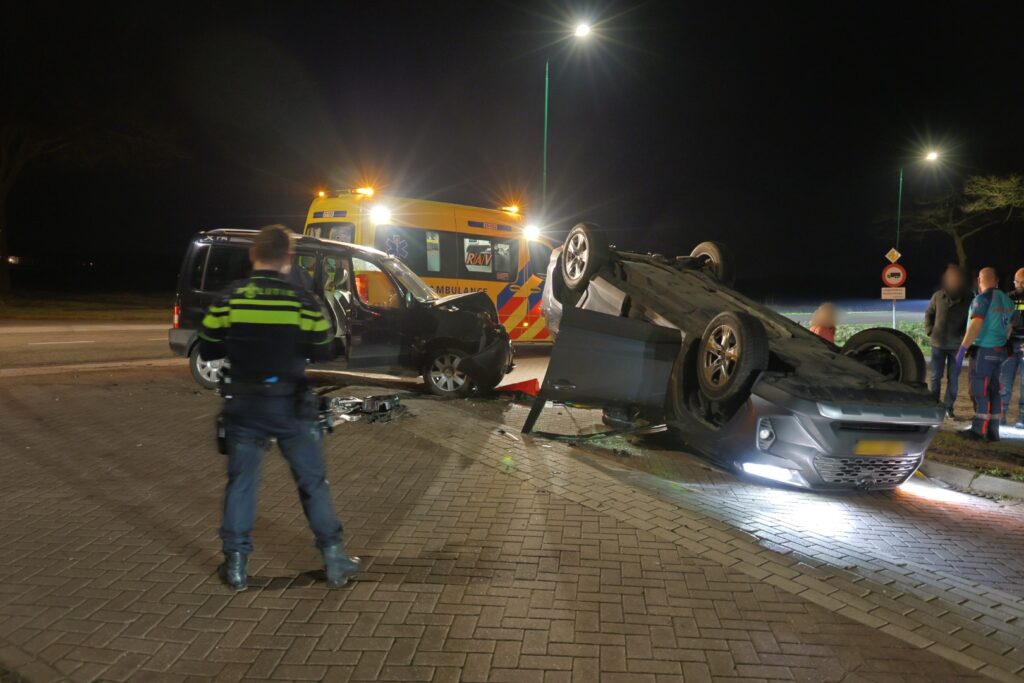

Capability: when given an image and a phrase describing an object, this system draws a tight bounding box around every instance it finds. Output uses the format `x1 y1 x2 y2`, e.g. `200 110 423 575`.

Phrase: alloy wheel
702 324 740 388
564 232 589 281
429 353 468 393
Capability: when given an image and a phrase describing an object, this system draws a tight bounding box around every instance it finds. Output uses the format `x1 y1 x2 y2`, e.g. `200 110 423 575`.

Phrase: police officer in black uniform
198 225 359 591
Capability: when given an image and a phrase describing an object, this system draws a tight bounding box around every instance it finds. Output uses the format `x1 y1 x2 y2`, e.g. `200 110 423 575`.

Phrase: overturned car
528 223 943 490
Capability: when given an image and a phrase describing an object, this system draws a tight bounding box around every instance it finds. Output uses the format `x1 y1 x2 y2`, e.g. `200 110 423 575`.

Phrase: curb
921 459 1024 499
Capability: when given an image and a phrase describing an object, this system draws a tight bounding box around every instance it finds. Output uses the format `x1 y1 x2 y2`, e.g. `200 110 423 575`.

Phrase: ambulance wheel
189 345 225 390
423 348 474 398
561 223 609 291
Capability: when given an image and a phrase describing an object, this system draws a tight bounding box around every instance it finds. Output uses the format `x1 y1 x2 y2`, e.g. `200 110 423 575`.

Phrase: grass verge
0 292 172 322
926 431 1024 481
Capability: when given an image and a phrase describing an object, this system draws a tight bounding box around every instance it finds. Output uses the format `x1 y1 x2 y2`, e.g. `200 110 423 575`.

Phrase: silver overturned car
527 223 943 490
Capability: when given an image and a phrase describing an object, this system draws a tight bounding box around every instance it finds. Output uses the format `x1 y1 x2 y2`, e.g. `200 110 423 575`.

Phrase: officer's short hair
252 225 294 263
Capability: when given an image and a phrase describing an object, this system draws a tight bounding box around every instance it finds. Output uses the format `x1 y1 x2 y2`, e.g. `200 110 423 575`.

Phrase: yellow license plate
854 440 907 456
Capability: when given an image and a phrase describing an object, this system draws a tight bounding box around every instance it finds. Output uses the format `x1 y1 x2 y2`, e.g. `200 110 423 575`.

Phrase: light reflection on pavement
454 397 1024 598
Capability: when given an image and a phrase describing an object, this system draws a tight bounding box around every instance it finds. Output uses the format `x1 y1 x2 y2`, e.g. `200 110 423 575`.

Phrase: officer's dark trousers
220 395 342 554
968 346 1007 438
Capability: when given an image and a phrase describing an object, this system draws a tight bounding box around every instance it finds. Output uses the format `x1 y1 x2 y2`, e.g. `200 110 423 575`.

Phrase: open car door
522 306 681 433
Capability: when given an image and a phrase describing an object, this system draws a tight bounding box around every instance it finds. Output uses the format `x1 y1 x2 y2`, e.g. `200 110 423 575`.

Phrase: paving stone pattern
0 368 1010 681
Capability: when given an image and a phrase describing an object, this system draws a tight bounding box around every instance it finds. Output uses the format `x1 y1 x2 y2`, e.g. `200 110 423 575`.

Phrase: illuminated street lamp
542 22 593 209
895 150 941 250
890 150 942 327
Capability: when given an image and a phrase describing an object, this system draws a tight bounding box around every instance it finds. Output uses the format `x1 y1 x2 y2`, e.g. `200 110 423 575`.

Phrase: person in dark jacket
999 267 1024 427
924 265 970 418
199 225 359 592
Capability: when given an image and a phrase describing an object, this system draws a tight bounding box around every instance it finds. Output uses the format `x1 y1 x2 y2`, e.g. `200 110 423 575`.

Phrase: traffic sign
882 287 906 300
885 247 902 263
882 263 907 287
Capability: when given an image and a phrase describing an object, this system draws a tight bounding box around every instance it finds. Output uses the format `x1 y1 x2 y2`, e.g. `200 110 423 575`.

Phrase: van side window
203 245 250 292
309 222 355 242
188 245 209 290
352 257 401 309
374 226 457 278
461 237 518 282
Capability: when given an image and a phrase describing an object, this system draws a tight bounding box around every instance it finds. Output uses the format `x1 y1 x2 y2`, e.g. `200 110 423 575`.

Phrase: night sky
6 1 1024 298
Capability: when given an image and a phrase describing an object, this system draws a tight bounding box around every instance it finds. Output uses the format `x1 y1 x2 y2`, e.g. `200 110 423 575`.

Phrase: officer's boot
322 544 361 588
218 552 248 592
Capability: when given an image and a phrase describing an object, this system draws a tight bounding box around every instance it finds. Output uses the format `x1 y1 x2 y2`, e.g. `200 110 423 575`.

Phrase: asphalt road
0 322 175 369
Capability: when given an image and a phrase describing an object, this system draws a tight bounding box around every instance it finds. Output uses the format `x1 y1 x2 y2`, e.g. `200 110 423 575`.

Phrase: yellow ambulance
304 188 555 342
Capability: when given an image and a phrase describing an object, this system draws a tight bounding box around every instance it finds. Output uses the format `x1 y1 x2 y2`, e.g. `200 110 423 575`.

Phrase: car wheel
561 223 609 291
697 311 769 408
841 328 925 385
423 348 474 398
189 345 226 390
690 241 736 287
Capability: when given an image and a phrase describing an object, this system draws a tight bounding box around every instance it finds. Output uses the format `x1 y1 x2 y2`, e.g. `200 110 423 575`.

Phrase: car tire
690 241 736 288
841 328 926 385
423 348 474 398
697 311 769 408
189 345 226 390
561 223 609 291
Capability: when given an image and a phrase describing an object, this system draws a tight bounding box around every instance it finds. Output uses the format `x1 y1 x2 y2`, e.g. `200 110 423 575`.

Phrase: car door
345 254 405 370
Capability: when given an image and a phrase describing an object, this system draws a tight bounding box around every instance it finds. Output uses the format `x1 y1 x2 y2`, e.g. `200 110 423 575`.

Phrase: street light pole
895 166 904 251
540 22 591 214
542 59 550 209
889 151 940 328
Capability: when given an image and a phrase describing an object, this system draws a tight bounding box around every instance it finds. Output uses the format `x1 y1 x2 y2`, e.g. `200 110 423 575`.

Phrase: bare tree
900 174 1024 269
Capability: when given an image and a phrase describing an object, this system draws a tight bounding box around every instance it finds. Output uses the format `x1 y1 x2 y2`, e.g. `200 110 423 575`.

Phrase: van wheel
189 345 225 390
423 348 474 398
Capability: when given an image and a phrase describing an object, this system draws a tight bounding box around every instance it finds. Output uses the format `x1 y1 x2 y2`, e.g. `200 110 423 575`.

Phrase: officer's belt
226 381 302 397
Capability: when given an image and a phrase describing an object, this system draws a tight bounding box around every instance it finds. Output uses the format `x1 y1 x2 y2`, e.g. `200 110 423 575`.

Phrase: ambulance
304 188 555 342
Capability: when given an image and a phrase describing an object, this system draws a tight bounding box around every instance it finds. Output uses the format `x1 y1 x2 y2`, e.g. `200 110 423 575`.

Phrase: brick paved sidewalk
0 368 1008 681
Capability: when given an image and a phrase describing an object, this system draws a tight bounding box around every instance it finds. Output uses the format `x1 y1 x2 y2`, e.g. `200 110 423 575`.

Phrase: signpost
881 249 906 328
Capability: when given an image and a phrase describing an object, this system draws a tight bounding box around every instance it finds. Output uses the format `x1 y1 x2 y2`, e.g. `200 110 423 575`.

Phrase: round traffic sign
882 263 907 287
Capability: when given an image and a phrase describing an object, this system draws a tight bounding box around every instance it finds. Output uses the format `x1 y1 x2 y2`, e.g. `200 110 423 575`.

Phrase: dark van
168 229 513 396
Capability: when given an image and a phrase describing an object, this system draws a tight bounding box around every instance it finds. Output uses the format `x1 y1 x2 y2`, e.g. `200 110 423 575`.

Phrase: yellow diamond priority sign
885 248 902 263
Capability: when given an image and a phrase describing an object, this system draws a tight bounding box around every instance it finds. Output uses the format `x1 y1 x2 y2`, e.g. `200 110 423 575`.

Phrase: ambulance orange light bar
355 186 375 198
317 190 326 198
501 204 520 214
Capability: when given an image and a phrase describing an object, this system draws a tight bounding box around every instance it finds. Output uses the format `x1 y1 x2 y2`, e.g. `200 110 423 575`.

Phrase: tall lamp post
895 149 940 251
541 22 592 211
890 149 940 327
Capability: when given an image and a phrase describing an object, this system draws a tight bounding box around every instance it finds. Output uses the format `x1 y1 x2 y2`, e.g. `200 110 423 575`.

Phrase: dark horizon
6 1 1024 299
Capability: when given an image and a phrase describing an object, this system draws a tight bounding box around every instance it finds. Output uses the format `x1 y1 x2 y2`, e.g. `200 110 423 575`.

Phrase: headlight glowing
369 205 392 225
524 224 541 241
742 462 805 486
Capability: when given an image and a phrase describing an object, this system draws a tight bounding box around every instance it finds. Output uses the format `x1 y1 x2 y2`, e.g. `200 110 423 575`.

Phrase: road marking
27 340 96 346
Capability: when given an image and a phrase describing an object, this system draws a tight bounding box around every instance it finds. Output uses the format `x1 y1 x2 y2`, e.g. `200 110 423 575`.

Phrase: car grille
813 455 921 487
834 422 927 434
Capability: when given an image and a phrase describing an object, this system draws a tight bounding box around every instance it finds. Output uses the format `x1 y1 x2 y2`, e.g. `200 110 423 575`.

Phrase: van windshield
379 257 437 302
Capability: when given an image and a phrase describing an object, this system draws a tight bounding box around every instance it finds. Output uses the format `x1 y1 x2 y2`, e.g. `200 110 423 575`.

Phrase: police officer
998 267 1024 427
198 225 359 591
955 267 1014 442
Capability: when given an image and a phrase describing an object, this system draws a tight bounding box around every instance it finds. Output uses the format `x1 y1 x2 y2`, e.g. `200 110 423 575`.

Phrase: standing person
955 267 1014 442
923 265 970 418
809 303 838 343
1000 267 1024 428
198 225 359 591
